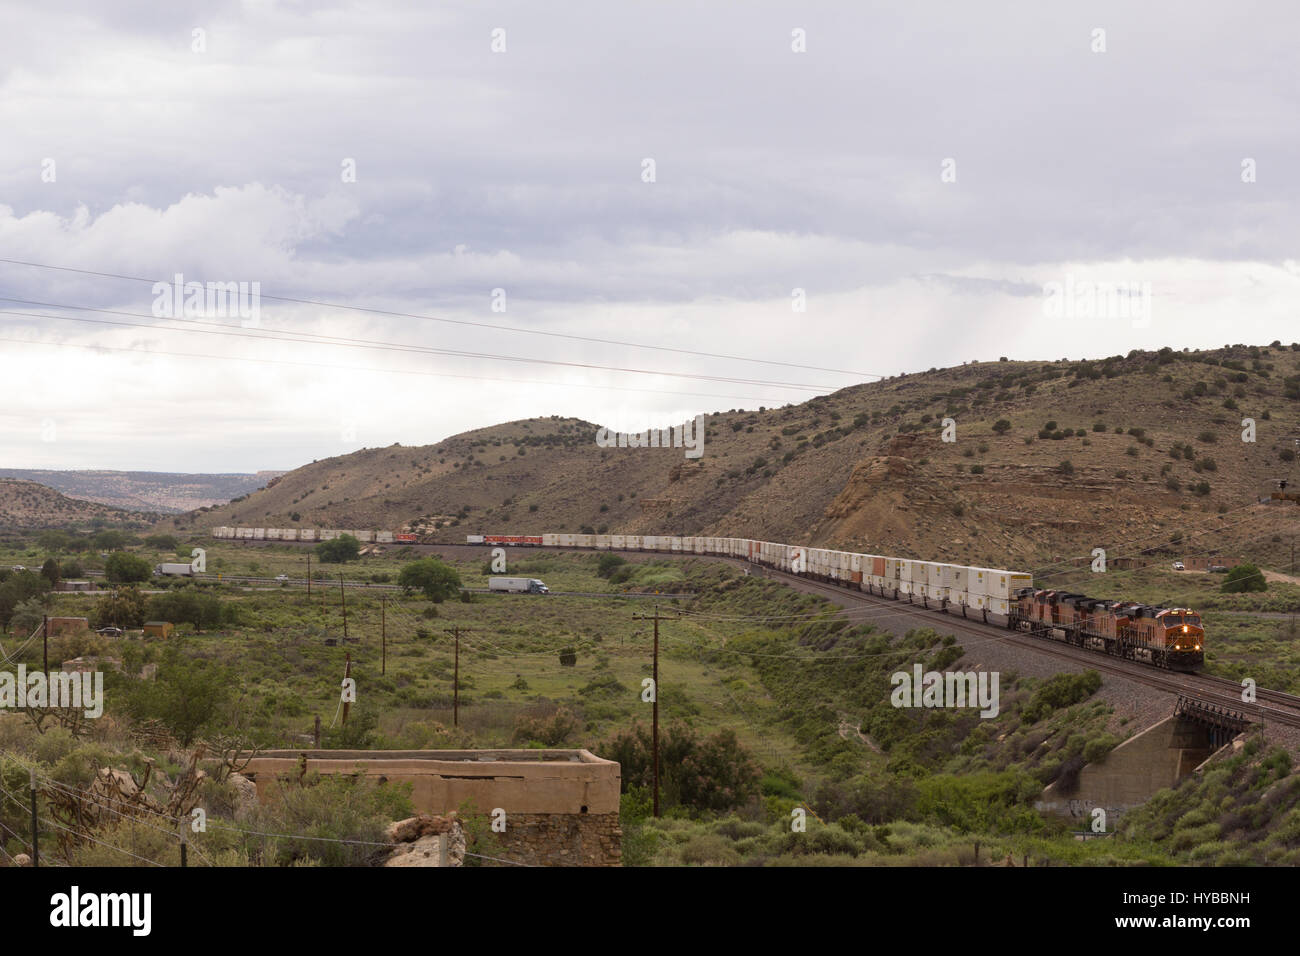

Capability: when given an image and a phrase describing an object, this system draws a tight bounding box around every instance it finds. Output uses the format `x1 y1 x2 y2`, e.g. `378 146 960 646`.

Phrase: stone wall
493 812 622 867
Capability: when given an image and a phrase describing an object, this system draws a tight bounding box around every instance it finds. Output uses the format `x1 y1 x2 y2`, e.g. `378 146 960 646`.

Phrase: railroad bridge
1037 696 1253 824
1174 696 1252 750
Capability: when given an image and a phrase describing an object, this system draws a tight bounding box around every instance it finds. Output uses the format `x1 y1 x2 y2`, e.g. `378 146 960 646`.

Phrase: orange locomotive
1010 588 1204 671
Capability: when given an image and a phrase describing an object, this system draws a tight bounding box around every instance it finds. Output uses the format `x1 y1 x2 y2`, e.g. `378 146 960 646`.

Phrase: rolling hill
0 479 155 529
161 344 1300 571
0 469 286 514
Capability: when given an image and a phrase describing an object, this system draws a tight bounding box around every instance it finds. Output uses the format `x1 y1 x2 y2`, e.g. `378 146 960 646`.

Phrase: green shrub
1022 671 1102 723
1221 564 1267 593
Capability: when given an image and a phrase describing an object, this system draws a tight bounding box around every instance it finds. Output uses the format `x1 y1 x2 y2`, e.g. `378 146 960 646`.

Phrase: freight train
211 527 418 544
206 525 1204 671
463 532 1206 672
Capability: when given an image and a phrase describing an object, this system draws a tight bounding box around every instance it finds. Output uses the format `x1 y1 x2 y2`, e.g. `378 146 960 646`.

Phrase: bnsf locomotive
1010 589 1203 671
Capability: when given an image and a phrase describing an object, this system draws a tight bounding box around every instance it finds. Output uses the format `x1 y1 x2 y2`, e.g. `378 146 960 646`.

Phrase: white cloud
0 0 1297 471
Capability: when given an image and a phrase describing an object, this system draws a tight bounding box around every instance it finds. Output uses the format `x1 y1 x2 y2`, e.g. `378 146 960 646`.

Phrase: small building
142 621 174 638
1181 555 1237 572
240 749 623 867
45 617 90 637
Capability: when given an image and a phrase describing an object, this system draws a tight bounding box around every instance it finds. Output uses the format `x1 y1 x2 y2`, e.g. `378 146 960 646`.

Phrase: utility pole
29 769 38 868
339 575 348 642
381 597 387 675
446 626 471 726
633 605 675 818
306 553 311 599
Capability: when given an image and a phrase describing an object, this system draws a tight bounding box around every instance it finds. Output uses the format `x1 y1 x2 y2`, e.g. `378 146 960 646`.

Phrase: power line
0 299 836 392
0 256 879 379
0 328 791 406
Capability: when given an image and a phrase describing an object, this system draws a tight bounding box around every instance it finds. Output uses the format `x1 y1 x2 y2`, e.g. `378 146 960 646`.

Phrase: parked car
275 574 290 582
1208 564 1229 573
1172 561 1185 571
95 626 125 638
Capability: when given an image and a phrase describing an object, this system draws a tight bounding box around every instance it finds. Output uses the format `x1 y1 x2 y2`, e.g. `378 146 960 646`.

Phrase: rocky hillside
163 344 1300 570
0 479 154 528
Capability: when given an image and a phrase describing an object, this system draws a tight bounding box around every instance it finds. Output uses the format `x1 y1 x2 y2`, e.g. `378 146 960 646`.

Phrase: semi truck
154 563 194 577
489 576 550 594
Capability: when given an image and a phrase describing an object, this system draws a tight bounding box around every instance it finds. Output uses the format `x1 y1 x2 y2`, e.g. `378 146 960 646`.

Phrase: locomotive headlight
1195 644 1201 650
1182 625 1188 633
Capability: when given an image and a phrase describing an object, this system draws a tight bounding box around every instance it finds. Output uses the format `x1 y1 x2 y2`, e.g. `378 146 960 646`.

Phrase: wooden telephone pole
632 605 675 818
381 596 387 675
445 626 471 726
306 553 311 598
339 575 348 641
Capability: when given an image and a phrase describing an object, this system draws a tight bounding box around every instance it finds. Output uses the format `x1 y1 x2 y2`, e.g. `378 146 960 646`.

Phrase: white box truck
489 576 550 594
155 563 194 577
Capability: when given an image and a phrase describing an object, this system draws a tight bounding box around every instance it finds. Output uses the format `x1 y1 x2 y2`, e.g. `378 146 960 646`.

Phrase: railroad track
739 560 1300 731
187 538 1300 726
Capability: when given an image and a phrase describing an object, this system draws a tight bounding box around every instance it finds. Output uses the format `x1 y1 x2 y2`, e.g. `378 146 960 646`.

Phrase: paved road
81 569 692 600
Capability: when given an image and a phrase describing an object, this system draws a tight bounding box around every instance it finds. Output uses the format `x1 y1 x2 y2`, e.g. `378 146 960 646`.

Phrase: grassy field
5 536 1300 866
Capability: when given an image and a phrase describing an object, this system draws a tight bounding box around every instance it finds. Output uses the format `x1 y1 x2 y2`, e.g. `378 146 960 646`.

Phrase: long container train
208 525 1203 671
212 527 417 544
462 532 1205 672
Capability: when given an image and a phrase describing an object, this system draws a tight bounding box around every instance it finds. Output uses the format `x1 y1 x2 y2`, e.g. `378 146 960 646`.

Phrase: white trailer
489 576 550 594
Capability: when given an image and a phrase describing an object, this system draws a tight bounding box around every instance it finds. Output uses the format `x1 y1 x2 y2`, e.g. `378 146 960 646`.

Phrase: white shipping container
594 534 612 550
978 569 1033 599
376 531 393 543
252 528 266 540
300 529 318 542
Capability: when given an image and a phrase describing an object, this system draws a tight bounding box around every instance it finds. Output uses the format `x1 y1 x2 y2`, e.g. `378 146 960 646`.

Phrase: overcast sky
1 0 1297 473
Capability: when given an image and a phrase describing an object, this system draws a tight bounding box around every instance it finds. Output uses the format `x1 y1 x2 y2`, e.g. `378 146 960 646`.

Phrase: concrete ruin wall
240 748 622 867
